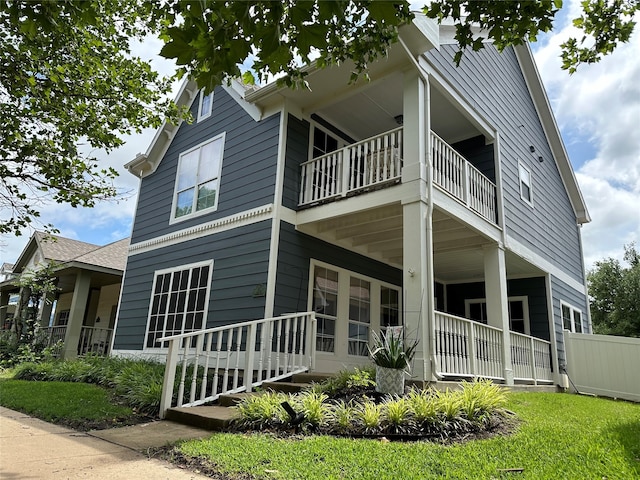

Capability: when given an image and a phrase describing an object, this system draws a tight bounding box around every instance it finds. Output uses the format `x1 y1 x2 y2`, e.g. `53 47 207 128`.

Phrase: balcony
299 127 498 225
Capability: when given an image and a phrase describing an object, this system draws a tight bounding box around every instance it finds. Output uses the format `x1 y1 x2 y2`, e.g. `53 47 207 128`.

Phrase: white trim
221 82 263 122
197 89 214 122
110 349 168 363
545 274 562 384
128 204 274 255
504 234 587 294
169 132 227 224
142 259 214 352
518 161 534 207
264 108 288 317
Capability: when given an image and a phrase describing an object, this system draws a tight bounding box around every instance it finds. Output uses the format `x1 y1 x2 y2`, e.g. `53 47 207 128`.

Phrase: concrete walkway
0 406 213 479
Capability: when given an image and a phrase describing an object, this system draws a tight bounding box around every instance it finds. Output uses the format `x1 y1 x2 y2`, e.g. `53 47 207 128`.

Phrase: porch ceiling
299 205 545 283
315 74 480 144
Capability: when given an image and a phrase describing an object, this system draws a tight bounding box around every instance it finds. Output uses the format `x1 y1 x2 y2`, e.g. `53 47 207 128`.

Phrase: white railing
434 312 504 380
158 312 317 418
431 132 497 224
299 128 403 205
78 326 113 356
510 331 553 384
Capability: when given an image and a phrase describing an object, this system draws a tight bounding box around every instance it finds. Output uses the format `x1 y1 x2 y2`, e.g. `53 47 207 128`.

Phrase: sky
1 2 639 273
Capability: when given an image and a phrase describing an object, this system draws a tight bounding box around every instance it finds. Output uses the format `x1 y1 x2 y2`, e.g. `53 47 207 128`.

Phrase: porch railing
431 132 498 224
158 312 317 418
46 325 113 356
510 331 553 384
434 311 553 384
434 311 504 380
299 127 403 205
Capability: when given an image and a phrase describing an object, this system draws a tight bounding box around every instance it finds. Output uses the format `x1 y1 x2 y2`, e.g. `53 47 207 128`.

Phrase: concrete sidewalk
0 406 213 479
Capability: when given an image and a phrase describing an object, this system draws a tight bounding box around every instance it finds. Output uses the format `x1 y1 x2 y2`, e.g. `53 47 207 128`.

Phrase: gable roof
12 232 129 275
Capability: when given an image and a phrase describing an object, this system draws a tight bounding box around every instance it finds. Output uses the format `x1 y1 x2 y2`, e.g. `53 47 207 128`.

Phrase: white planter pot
375 365 406 396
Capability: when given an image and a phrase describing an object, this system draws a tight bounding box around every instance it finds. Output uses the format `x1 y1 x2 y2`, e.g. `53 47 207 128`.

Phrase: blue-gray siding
283 114 310 210
426 45 586 285
131 87 280 243
114 221 272 351
274 222 402 315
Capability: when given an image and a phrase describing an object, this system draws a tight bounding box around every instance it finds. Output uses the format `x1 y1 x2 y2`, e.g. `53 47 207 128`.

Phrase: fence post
159 339 179 419
244 323 257 392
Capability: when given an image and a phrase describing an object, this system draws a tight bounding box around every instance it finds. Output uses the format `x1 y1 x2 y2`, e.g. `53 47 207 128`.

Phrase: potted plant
368 329 418 396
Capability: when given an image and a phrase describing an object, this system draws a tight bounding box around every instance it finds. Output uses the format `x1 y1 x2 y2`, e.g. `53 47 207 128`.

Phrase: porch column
401 69 434 382
0 290 9 328
61 270 91 359
483 244 514 385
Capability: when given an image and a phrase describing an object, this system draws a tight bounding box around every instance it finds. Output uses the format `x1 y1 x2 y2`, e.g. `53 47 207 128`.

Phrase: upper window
518 162 533 205
197 90 214 122
172 134 225 221
144 261 213 349
312 126 340 158
561 302 583 333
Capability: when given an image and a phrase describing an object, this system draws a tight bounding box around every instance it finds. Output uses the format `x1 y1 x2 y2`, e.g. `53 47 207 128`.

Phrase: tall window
173 134 225 221
519 162 533 205
380 286 400 330
197 90 214 122
348 277 370 356
312 266 338 352
465 297 530 334
561 302 583 333
145 261 213 349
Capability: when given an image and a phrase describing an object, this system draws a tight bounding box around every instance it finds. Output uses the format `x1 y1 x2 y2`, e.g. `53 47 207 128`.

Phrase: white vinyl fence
564 331 640 402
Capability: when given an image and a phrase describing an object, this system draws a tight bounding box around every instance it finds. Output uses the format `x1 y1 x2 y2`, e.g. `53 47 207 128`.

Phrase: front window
312 266 338 353
465 297 530 334
348 277 370 356
312 127 339 158
173 134 225 221
144 261 213 349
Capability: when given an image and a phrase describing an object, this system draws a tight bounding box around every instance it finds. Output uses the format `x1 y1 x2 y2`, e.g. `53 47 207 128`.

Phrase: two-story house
112 15 590 403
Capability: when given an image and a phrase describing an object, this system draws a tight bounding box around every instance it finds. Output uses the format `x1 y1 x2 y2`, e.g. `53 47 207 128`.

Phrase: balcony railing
434 311 553 384
431 132 497 223
299 127 403 205
298 128 498 225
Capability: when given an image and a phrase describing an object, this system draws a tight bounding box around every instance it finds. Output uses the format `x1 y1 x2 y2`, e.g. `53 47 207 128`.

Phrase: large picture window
144 261 213 349
172 134 225 221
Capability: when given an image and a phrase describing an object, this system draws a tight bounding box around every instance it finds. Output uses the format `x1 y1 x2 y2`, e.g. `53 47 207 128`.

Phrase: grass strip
177 392 640 480
0 379 134 430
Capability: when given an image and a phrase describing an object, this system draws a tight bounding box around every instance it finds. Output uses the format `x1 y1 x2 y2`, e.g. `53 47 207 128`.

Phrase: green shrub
384 397 412 432
294 391 329 427
235 391 289 428
358 401 383 432
406 388 439 425
330 400 356 433
310 367 375 396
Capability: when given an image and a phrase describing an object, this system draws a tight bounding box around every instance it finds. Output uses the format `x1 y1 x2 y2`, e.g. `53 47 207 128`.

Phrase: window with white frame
518 162 533 205
312 266 338 353
173 134 225 221
561 302 583 333
348 277 371 356
465 296 530 334
312 126 340 158
197 90 214 122
144 261 213 349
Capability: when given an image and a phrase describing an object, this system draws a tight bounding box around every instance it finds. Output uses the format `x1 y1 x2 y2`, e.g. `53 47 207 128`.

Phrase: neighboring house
113 15 591 390
0 232 129 358
0 263 16 328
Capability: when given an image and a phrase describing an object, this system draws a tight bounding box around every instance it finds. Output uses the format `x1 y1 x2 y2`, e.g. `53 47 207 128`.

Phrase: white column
401 69 434 382
483 244 514 385
62 270 91 359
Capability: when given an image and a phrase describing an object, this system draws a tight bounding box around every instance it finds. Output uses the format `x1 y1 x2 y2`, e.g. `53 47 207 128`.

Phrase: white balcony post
483 244 514 385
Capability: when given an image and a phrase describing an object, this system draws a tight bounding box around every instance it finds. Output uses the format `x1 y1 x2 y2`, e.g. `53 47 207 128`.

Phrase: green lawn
0 379 135 430
177 392 640 480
